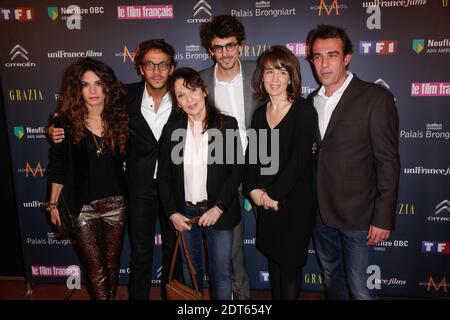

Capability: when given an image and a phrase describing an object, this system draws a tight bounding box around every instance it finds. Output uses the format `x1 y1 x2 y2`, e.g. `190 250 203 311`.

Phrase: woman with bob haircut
244 45 318 300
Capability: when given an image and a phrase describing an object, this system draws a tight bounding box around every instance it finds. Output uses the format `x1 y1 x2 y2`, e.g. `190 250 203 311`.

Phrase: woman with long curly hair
46 58 130 300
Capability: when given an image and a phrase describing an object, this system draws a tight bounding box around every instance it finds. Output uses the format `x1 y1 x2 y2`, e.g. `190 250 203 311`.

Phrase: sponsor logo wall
0 0 448 298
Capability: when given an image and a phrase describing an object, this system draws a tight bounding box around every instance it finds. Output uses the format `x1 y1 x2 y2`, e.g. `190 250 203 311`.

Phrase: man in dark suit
307 25 400 299
124 39 180 300
198 15 259 300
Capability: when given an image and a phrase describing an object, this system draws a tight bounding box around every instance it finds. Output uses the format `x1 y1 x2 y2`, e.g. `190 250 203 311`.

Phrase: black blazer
307 75 400 230
48 114 125 217
157 114 244 230
123 81 178 198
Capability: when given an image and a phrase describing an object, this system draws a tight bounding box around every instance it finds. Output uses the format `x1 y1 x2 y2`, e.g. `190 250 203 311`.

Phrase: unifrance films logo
362 0 428 9
47 49 102 59
117 5 174 20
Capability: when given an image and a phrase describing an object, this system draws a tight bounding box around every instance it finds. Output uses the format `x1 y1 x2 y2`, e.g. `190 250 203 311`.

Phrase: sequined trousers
72 195 126 300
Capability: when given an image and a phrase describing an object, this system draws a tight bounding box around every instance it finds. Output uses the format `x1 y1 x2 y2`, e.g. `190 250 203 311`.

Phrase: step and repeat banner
1 0 449 298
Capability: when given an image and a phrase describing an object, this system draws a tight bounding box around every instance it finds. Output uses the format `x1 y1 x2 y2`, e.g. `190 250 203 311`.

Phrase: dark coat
307 75 400 230
48 114 125 217
244 98 318 267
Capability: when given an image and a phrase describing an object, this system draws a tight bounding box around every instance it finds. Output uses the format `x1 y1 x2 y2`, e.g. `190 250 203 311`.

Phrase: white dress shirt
313 72 353 140
183 120 208 204
141 88 172 178
214 60 248 152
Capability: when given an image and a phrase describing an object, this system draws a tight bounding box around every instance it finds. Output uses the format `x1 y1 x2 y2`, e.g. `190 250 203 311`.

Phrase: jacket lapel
128 82 158 144
308 88 323 145
172 115 188 185
321 76 360 143
241 61 255 128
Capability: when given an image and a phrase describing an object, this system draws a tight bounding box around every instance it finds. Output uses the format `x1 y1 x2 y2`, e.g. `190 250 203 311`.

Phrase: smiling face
311 37 352 96
262 62 291 99
139 49 174 92
209 36 242 71
174 78 207 121
81 70 106 109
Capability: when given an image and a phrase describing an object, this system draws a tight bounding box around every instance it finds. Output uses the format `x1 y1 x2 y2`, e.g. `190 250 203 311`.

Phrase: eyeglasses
210 42 239 54
141 61 171 71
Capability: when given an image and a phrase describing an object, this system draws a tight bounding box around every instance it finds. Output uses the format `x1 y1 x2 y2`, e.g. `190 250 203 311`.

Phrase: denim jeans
313 215 377 300
182 205 234 300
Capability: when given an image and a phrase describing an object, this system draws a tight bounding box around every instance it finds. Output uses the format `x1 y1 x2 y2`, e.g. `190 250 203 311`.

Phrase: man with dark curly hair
123 38 181 300
199 15 259 300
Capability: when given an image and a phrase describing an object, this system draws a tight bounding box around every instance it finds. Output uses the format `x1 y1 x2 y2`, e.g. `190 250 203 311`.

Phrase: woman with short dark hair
158 67 243 299
245 46 318 300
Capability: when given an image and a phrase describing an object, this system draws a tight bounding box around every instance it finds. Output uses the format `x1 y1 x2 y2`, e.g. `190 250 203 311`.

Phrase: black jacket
157 114 244 230
307 75 400 230
48 114 125 217
123 81 178 198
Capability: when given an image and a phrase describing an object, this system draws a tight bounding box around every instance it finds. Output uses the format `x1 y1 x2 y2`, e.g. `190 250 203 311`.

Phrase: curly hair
133 38 177 76
57 58 129 155
200 15 246 52
252 45 302 102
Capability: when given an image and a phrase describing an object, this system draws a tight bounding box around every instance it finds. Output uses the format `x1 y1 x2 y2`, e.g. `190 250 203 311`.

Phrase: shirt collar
318 71 353 99
142 89 172 111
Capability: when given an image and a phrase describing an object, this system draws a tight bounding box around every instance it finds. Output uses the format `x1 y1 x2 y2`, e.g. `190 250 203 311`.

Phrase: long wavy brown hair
57 58 129 155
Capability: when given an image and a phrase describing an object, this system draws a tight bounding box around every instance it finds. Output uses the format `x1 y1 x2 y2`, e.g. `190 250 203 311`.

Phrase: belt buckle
187 200 207 209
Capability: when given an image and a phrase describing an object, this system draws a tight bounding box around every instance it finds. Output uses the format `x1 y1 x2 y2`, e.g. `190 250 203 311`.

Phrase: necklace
90 131 104 157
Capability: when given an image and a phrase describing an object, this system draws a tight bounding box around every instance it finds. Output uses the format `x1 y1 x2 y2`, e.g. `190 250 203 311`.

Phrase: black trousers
128 191 180 300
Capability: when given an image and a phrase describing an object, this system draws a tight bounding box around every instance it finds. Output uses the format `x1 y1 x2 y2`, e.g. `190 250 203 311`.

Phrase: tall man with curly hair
199 15 259 300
